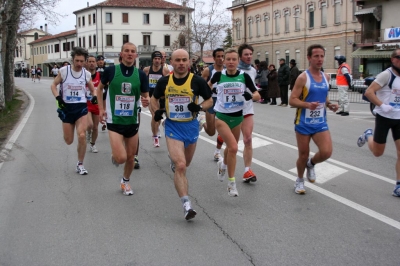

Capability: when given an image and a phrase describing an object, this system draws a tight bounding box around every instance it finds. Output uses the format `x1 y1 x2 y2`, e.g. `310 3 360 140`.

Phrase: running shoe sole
185 209 197 220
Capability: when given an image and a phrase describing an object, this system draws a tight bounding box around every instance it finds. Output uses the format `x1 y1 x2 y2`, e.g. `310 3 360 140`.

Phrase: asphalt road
0 77 399 266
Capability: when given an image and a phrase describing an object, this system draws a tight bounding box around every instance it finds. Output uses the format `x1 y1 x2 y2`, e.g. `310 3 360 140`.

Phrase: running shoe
76 163 88 175
111 155 119 167
90 145 98 153
121 182 133 196
243 169 257 183
153 136 160 148
393 185 400 197
183 201 197 220
213 152 222 162
168 153 175 173
357 128 373 147
306 161 316 183
294 180 306 194
217 159 226 182
134 155 140 169
198 114 206 132
227 182 239 197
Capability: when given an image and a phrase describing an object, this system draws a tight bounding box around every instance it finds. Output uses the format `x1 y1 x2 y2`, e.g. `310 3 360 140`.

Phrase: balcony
138 45 156 54
355 29 383 46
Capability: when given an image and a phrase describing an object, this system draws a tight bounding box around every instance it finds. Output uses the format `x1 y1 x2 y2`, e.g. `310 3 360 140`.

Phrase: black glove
154 109 165 122
187 102 201 112
242 91 252 101
56 96 66 109
91 95 98 105
211 87 217 94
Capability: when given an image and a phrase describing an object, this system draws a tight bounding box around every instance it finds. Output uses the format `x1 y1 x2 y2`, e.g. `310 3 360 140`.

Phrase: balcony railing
138 45 157 54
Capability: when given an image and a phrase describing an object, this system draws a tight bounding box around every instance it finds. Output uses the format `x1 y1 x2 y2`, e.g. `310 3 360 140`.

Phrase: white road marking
237 137 272 151
289 162 348 184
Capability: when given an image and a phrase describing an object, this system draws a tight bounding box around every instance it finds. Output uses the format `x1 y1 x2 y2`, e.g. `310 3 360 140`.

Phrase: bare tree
169 0 229 62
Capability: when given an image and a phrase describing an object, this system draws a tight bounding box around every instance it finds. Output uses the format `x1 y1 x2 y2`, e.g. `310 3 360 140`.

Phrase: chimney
45 24 48 33
40 25 43 30
87 2 89 7
182 1 186 8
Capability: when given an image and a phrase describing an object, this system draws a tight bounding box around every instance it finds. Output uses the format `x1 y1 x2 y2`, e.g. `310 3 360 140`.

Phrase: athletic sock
307 158 315 167
122 177 129 183
244 167 250 173
180 196 189 204
90 142 95 146
228 177 235 182
77 161 83 165
296 177 304 182
215 148 221 154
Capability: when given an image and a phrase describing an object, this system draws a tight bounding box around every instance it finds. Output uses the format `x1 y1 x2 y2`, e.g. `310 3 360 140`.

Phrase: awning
355 6 382 21
351 48 393 58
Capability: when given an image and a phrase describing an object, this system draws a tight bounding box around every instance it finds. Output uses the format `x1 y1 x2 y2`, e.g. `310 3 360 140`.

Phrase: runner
96 55 108 131
85 55 101 153
52 65 59 78
50 47 98 175
289 44 338 194
151 49 212 220
143 51 170 147
357 48 400 197
201 48 225 161
36 66 42 82
31 66 36 82
210 49 260 196
97 42 149 196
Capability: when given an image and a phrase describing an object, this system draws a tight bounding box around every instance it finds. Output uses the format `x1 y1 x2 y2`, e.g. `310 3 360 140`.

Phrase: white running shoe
217 159 226 182
357 128 373 147
294 180 306 194
90 145 98 153
121 181 133 196
76 163 88 175
227 182 239 197
153 136 160 147
183 201 197 220
213 152 222 162
306 161 316 183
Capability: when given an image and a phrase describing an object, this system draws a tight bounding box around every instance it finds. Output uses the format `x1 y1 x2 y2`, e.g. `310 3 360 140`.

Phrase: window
88 14 91 25
71 41 74 48
235 20 241 40
284 9 290 33
123 34 129 44
179 15 185 25
93 35 96 47
143 35 150 45
256 16 261 37
106 34 113 46
285 50 290 64
15 48 18 57
34 32 38 40
82 16 85 26
295 50 300 69
334 0 341 25
263 14 269 35
294 8 300 31
89 36 92 48
63 42 70 51
93 13 96 24
51 45 53 53
83 37 86 48
55 44 59 53
164 14 170 25
48 45 50 54
307 4 315 28
45 46 47 54
321 1 327 27
352 0 358 21
78 37 82 47
334 46 340 68
78 17 81 27
265 52 269 66
106 12 112 23
164 35 170 47
122 13 129 23
276 51 280 66
248 17 253 38
143 14 150 24
274 11 280 34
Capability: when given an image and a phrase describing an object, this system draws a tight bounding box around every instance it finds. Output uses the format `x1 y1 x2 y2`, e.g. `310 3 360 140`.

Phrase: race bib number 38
305 103 325 124
168 96 191 120
115 95 135 116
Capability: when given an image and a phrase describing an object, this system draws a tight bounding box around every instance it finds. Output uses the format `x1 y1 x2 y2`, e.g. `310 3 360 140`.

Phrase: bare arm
141 92 150 108
150 95 160 112
201 67 210 81
365 81 384 107
163 66 170 76
143 67 150 76
50 72 63 97
289 72 319 110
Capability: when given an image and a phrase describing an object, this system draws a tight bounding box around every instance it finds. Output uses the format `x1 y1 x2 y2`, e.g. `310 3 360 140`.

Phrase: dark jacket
278 63 290 86
267 69 280 98
289 65 301 90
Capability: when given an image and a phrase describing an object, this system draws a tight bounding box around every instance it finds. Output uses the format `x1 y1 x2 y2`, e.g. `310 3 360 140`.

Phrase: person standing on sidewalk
278 58 290 106
357 48 400 197
289 59 300 92
335 55 351 116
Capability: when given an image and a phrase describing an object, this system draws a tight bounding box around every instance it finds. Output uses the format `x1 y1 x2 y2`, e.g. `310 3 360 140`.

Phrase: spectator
289 59 301 91
335 55 351 116
22 68 27 78
258 61 269 104
278 58 290 106
267 64 280 105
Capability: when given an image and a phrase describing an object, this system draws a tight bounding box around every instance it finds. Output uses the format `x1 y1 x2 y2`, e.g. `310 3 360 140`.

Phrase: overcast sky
34 0 233 34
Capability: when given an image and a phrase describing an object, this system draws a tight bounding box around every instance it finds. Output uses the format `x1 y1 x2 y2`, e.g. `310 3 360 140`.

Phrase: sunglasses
394 55 400 59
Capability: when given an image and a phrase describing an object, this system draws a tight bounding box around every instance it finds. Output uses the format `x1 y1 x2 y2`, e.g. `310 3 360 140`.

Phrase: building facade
14 27 48 70
229 0 361 76
352 0 400 76
73 0 192 67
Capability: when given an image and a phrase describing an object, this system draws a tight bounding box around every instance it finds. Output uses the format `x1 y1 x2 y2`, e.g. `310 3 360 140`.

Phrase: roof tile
74 0 185 13
29 30 76 45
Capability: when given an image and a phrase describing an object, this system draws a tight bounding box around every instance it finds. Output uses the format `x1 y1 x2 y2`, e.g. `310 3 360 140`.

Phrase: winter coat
278 63 290 86
289 65 301 90
267 69 280 98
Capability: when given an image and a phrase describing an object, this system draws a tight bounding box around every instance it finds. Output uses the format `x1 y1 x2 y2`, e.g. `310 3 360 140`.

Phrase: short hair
70 47 89 60
121 42 136 52
254 59 260 64
213 48 225 58
87 55 96 61
225 48 238 57
269 64 276 70
307 44 325 57
260 61 268 69
238 43 253 57
391 48 400 58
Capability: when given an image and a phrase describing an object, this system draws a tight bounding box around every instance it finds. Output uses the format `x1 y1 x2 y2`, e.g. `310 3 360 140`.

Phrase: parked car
353 79 367 93
326 72 355 91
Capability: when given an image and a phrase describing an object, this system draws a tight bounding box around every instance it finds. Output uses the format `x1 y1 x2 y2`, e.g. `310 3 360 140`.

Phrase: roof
18 28 47 36
74 0 189 14
29 30 76 45
351 47 393 59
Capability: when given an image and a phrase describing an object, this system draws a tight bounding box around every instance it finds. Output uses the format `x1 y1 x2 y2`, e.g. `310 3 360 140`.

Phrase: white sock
244 167 250 173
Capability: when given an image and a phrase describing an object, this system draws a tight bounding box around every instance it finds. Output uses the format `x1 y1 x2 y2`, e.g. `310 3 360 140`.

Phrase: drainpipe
93 7 98 55
242 3 247 43
101 6 104 55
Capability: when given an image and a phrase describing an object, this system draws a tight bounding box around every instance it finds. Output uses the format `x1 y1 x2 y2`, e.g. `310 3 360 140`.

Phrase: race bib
65 84 84 102
305 103 325 124
168 96 191 120
149 74 162 89
115 95 135 116
222 87 244 109
389 88 400 109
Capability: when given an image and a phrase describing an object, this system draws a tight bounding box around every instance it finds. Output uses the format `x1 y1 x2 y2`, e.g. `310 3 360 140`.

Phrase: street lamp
293 15 307 70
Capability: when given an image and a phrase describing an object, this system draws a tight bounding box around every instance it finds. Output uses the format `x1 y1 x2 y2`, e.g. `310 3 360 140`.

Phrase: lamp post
293 15 307 70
